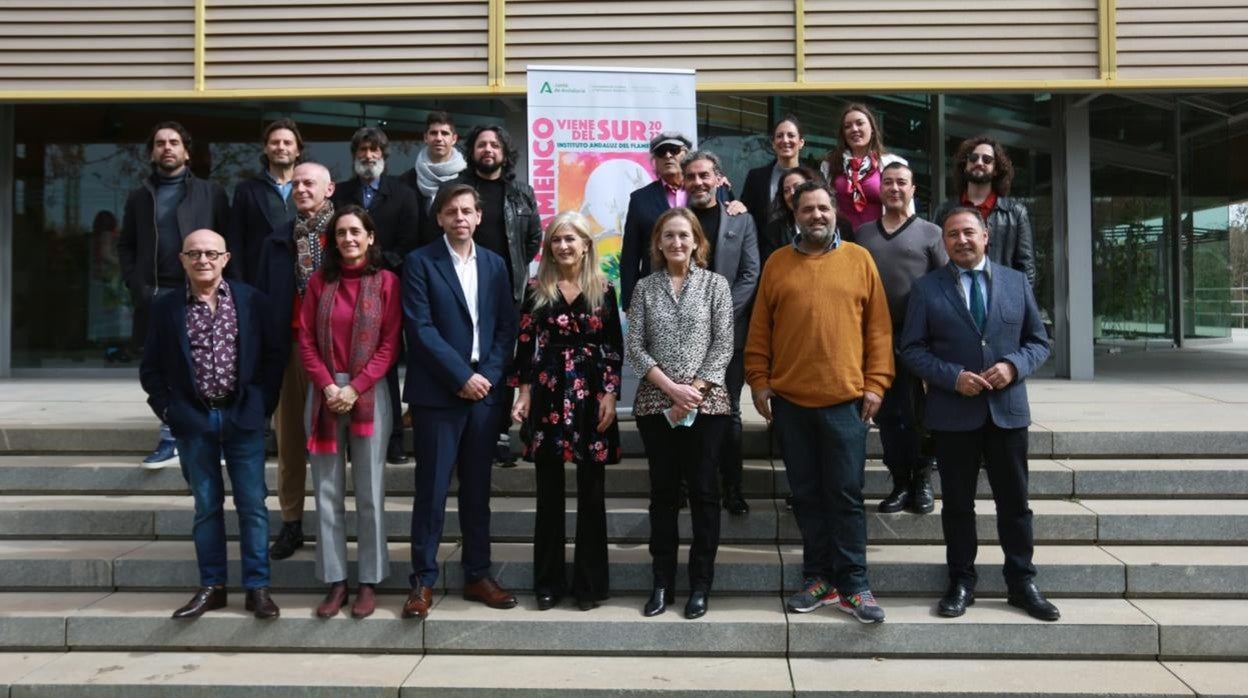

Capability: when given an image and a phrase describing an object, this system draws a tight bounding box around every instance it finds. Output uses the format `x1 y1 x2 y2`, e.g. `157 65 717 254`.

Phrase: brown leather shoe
244 587 280 619
463 577 518 609
402 585 433 619
351 584 377 619
172 586 227 619
316 582 349 618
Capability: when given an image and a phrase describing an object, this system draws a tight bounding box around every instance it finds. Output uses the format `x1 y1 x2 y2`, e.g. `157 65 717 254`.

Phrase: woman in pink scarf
820 103 909 235
299 204 401 620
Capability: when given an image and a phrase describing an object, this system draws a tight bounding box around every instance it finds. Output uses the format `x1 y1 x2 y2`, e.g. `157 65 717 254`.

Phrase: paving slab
1132 599 1248 659
10 651 421 698
1066 459 1248 498
0 540 147 589
786 597 1159 659
422 594 787 656
404 654 792 696
780 545 1125 596
65 592 427 653
0 496 182 538
0 593 111 650
1162 661 1248 698
1102 546 1248 597
790 658 1194 696
0 654 62 695
1083 500 1248 544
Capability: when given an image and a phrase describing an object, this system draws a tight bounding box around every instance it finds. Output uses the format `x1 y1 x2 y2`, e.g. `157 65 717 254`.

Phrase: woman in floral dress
511 211 623 611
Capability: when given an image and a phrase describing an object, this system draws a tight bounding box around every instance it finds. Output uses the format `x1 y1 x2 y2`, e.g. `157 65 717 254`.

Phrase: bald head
182 228 226 253
293 161 335 216
180 228 230 291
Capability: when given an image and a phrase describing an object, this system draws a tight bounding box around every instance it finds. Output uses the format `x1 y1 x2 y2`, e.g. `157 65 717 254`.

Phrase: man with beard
401 111 467 246
258 161 336 560
119 120 230 469
682 150 759 516
227 118 302 285
745 181 893 623
934 137 1036 288
332 126 420 465
444 124 541 467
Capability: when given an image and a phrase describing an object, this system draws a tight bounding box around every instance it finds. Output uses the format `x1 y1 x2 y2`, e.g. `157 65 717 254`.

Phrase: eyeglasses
181 250 226 261
966 153 995 165
653 146 685 158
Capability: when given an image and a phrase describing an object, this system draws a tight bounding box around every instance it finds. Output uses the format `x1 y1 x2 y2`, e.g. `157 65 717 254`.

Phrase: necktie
968 270 986 330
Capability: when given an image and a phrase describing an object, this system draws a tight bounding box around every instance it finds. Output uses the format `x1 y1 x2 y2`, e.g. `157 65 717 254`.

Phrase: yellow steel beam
194 0 206 91
794 0 806 83
488 0 506 88
1098 0 1118 80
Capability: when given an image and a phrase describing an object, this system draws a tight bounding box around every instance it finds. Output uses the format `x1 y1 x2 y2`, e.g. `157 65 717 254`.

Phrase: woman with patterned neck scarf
820 103 909 238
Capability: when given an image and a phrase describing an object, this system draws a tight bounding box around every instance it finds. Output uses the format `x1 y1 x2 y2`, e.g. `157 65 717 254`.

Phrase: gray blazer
898 261 1049 431
709 207 760 351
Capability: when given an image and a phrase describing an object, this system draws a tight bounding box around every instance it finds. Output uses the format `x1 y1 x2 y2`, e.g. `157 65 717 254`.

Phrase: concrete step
0 495 1105 544
6 652 1239 697
1064 459 1248 498
8 592 1247 660
0 539 1140 597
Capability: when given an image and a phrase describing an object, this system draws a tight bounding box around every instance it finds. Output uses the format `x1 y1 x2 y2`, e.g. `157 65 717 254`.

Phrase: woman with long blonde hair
511 210 623 611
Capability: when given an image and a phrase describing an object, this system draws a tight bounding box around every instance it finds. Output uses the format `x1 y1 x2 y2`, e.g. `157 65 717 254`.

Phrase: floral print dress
512 282 623 465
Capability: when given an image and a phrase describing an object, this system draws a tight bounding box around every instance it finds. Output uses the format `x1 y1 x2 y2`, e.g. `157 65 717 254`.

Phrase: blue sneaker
142 440 178 470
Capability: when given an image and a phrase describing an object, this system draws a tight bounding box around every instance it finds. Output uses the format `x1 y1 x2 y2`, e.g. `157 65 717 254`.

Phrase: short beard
354 159 385 181
798 221 834 246
966 169 992 185
474 158 503 176
689 189 715 209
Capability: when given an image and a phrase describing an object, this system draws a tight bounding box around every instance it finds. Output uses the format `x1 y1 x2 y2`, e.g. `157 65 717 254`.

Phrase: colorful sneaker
837 589 886 624
141 440 178 470
786 577 839 613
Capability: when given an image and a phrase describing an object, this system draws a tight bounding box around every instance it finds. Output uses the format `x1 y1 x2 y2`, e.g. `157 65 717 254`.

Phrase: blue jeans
175 407 270 588
772 395 870 595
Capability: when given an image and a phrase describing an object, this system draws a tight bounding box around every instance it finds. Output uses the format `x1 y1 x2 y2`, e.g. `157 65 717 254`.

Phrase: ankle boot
877 465 911 513
908 458 936 514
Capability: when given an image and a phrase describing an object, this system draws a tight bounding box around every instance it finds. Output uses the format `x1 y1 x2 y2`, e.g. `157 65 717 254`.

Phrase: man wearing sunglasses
934 137 1036 289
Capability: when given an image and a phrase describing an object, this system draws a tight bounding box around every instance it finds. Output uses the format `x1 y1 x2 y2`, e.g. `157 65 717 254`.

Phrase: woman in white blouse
625 207 734 620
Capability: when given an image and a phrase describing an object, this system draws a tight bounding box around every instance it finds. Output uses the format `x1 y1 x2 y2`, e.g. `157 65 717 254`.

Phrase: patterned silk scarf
307 270 385 454
842 151 875 214
293 201 334 297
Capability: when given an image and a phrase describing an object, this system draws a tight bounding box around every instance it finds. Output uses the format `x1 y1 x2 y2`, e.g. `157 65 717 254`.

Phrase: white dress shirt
955 255 990 312
444 235 480 362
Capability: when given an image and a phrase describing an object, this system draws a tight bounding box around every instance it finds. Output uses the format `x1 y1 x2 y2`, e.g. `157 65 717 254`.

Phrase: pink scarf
844 153 875 214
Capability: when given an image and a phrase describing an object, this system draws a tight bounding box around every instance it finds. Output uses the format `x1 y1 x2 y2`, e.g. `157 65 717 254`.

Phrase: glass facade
6 92 1248 372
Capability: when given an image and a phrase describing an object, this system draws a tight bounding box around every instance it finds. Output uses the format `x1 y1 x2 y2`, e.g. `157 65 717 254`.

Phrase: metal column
1051 95 1095 380
0 106 13 378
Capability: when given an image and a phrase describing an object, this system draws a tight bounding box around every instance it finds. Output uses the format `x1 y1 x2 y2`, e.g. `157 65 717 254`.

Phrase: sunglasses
967 153 995 165
653 146 685 158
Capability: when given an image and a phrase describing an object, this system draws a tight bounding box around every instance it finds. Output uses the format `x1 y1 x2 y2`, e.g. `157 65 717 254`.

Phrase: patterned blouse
626 265 734 417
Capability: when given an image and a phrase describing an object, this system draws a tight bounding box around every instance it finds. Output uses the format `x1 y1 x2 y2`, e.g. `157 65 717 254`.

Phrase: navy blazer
899 261 1049 431
402 238 517 408
139 280 283 438
256 219 298 364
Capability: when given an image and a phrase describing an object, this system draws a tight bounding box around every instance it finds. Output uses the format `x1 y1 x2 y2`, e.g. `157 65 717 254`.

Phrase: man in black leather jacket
934 136 1036 289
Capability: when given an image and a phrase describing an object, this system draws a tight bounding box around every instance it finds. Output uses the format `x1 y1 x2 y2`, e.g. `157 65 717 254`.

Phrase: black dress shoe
386 437 409 465
269 521 303 560
576 597 599 611
172 586 226 619
937 583 975 617
877 480 910 513
1007 582 1061 621
908 460 936 514
723 486 750 516
536 591 561 611
684 590 709 619
245 587 281 619
643 587 672 617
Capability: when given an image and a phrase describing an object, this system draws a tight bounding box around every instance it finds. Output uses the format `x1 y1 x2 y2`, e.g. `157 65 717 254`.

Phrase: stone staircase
1 423 1247 696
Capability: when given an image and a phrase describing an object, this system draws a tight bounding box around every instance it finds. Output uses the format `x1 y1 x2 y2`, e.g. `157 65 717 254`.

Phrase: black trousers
875 359 924 478
932 423 1036 592
637 413 728 592
720 349 745 491
532 458 608 602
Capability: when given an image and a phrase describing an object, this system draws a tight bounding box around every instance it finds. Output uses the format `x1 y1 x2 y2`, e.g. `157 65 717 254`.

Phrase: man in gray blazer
899 206 1058 622
683 150 760 515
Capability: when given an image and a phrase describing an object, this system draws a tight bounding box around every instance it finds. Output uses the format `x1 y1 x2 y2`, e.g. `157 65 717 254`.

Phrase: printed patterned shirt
185 281 239 399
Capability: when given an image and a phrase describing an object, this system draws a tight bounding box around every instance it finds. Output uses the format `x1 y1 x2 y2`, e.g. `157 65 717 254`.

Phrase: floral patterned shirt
185 281 239 399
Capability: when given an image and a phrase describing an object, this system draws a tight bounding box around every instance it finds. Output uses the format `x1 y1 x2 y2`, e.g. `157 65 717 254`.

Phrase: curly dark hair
321 204 383 282
952 136 1014 197
465 124 518 179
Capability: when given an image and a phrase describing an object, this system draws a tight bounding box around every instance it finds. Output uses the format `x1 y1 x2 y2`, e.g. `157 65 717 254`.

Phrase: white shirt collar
443 235 476 264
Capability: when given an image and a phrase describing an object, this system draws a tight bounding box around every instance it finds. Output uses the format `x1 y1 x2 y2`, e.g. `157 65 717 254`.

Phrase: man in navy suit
139 229 284 620
899 207 1058 621
400 183 519 619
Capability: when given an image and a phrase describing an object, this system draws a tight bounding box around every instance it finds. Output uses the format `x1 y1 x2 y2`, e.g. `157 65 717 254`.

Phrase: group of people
134 100 1058 627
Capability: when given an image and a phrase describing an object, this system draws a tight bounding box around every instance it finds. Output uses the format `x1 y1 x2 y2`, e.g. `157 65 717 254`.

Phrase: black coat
740 160 778 238
398 169 448 248
256 220 298 366
227 174 295 286
118 172 230 298
331 174 421 272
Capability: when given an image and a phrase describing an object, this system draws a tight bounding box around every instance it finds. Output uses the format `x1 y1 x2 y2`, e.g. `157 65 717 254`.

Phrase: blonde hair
649 207 710 271
532 211 607 312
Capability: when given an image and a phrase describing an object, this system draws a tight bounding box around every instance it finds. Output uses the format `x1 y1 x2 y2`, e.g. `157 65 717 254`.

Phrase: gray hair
681 149 723 176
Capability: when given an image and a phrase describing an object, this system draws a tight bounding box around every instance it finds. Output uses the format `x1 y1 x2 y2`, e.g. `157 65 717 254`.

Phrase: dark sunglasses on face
967 153 995 165
654 146 685 158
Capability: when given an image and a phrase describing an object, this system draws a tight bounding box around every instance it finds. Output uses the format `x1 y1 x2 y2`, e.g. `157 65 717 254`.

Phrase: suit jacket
139 280 283 438
331 175 421 272
740 160 778 238
619 180 670 311
227 175 295 286
707 206 761 350
899 261 1050 431
934 196 1036 288
402 239 517 408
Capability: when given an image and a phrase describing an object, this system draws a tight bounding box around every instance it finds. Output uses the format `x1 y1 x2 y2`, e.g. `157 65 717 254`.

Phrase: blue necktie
967 270 986 330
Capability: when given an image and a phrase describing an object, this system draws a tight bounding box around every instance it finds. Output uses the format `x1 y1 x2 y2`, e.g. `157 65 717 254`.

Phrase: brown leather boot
315 582 349 618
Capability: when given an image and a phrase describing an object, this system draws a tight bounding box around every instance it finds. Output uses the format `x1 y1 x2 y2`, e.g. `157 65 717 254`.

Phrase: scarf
413 147 467 206
842 151 875 214
307 269 385 454
293 201 333 296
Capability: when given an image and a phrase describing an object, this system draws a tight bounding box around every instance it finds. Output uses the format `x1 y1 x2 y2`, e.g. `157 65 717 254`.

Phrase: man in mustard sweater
745 181 894 623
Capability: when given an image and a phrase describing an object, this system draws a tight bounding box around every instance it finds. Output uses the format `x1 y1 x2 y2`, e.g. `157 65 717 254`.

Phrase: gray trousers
306 373 391 585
